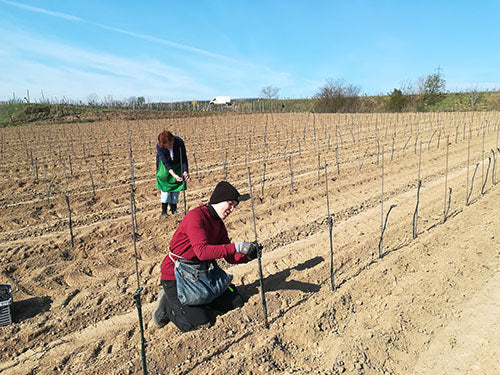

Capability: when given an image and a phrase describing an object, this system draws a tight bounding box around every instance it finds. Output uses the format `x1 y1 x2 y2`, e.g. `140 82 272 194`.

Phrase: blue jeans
160 191 179 204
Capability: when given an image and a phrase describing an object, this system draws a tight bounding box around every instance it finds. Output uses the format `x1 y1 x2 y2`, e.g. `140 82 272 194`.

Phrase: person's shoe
160 203 169 218
171 210 180 215
152 289 169 328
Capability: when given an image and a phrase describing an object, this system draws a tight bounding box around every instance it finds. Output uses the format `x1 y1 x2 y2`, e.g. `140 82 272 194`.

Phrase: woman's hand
183 171 191 182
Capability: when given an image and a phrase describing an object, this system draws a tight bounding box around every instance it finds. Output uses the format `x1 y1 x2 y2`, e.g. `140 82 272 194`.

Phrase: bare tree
87 93 99 106
400 78 416 95
465 85 483 110
260 86 280 100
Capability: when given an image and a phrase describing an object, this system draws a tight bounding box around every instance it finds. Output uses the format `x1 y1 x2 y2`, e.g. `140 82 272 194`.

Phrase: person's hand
174 175 183 182
246 241 263 261
235 242 252 256
183 171 191 182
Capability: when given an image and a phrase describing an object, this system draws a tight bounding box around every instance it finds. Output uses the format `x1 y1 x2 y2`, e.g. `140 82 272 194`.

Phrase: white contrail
0 0 245 64
0 0 84 22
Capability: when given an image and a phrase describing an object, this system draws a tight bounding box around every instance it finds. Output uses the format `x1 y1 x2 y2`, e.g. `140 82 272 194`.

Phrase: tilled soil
1 112 499 374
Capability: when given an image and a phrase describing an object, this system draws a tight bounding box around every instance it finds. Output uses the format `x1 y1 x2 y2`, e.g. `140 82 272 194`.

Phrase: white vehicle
209 96 231 105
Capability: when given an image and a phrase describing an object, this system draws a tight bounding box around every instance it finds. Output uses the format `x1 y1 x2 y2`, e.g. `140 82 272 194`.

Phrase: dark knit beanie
209 181 250 204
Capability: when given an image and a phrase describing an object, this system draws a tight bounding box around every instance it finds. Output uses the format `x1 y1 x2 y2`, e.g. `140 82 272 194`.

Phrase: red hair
158 130 174 147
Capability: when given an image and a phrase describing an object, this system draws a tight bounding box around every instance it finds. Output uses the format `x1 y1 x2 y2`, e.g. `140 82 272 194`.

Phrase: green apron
156 160 185 192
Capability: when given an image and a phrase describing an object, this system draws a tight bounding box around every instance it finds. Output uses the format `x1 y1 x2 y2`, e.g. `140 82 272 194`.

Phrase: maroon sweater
161 205 249 281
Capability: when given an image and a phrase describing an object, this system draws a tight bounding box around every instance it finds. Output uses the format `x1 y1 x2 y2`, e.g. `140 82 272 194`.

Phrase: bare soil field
1 111 499 374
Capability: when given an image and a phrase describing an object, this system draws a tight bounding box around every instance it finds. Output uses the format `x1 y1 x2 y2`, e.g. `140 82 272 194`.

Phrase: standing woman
156 130 190 216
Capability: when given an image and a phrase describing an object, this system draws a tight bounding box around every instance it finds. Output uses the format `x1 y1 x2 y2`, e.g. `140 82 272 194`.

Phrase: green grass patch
0 103 98 127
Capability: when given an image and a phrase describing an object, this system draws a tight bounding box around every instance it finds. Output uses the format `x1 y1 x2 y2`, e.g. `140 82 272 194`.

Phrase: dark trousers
161 279 243 332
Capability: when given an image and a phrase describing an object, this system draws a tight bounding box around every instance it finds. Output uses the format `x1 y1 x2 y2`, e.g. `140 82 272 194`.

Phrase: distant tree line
314 68 452 113
3 68 498 113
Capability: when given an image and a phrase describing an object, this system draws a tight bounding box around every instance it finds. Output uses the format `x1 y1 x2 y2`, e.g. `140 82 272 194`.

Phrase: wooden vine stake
413 141 423 239
180 145 187 216
481 126 485 195
193 152 199 178
412 180 422 239
467 163 480 205
379 146 384 258
466 128 471 205
128 130 138 230
62 161 74 247
47 175 56 206
34 157 39 183
324 161 335 291
379 202 396 259
317 153 321 182
492 150 497 185
443 135 450 223
444 188 453 222
88 160 96 200
130 183 147 375
247 167 269 328
481 157 491 195
261 162 267 196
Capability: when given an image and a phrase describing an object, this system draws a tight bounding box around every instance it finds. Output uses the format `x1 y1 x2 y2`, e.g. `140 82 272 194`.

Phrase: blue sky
1 0 499 103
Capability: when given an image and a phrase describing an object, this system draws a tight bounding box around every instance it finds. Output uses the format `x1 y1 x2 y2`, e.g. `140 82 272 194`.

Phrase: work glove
235 242 252 256
245 241 263 261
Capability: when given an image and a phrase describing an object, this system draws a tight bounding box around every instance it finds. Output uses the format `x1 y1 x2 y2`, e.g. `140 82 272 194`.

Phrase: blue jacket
156 136 189 173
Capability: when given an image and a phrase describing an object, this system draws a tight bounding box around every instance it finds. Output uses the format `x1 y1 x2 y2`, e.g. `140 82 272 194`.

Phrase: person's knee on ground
161 280 216 332
152 289 170 328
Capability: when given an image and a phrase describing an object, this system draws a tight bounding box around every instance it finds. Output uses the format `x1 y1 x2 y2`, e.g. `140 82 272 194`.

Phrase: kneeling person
153 181 261 332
